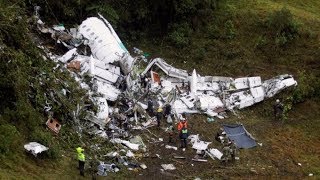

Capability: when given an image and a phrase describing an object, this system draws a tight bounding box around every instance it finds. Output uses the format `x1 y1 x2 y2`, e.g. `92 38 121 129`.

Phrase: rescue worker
167 123 174 143
177 117 188 151
273 99 284 121
147 99 154 116
229 140 237 162
156 107 163 128
76 146 86 176
221 132 229 145
164 104 172 117
221 145 231 166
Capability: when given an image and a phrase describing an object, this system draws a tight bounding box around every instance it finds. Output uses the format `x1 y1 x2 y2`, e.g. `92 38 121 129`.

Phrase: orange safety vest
177 121 188 131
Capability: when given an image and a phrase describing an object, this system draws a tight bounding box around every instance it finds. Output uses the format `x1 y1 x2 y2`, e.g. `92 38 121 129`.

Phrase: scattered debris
32 10 299 174
161 164 176 170
192 158 208 162
46 118 61 134
24 142 49 156
140 163 147 169
206 148 223 160
173 156 186 159
97 163 120 176
165 145 178 150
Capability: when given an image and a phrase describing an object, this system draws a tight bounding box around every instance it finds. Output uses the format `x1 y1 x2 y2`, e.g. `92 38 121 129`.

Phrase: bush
30 130 52 147
207 24 220 39
224 20 236 39
0 124 20 154
267 7 299 46
194 47 206 61
168 23 192 47
255 35 268 49
292 70 320 103
46 145 60 159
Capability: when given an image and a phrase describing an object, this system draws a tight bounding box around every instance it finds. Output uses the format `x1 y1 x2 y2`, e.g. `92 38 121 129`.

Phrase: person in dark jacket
273 99 284 121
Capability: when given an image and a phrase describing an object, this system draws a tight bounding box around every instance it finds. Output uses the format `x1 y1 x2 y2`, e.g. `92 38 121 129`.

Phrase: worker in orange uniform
177 116 188 151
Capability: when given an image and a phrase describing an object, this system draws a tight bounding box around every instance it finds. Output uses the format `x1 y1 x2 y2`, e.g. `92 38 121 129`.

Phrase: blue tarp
223 124 256 149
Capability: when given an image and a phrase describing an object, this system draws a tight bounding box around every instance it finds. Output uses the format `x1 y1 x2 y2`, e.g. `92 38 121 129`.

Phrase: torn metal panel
95 97 109 121
46 118 61 134
119 53 135 75
190 69 198 94
180 94 197 109
161 164 176 170
263 74 297 98
248 77 262 87
24 142 49 156
197 95 224 111
96 81 121 101
58 48 77 63
234 77 250 90
151 71 161 85
250 86 265 103
227 91 255 109
192 140 211 151
173 99 199 114
111 138 139 151
207 148 223 160
79 16 127 64
142 58 189 80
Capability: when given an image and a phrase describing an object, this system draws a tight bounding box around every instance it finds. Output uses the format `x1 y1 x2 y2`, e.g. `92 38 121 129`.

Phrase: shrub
168 23 192 47
46 145 60 159
207 24 220 39
255 35 268 49
267 7 299 46
0 124 20 154
292 70 320 103
194 47 206 61
30 130 52 147
224 20 236 39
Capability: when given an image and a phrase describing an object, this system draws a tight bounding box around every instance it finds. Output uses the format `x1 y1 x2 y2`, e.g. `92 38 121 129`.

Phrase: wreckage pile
31 11 297 174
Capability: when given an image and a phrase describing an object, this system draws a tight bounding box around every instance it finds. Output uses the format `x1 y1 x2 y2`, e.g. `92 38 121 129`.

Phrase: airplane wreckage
34 13 297 137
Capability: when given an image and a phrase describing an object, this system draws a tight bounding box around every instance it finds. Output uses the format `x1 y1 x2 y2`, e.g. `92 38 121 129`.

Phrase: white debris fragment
192 140 211 151
58 48 77 63
126 150 135 158
140 163 147 169
207 148 223 160
165 145 178 150
79 16 127 64
111 138 139 151
24 142 49 156
161 164 176 170
52 25 65 31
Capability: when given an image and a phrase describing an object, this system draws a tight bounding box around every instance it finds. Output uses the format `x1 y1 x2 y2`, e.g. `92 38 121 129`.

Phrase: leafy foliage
292 70 320 103
0 124 20 155
0 0 88 159
267 7 299 46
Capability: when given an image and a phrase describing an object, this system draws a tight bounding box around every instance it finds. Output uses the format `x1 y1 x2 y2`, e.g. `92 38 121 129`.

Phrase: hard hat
181 117 186 121
157 108 163 112
276 99 280 103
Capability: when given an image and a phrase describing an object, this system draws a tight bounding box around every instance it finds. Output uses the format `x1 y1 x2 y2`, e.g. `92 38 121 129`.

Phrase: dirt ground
110 99 320 179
